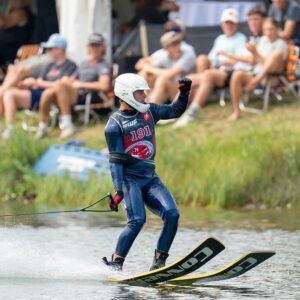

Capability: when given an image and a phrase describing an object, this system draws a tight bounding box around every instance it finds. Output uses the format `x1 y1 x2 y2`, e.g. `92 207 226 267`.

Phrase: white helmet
114 73 150 113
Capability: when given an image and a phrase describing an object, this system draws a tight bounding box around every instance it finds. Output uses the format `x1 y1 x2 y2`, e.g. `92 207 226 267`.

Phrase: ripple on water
0 218 299 300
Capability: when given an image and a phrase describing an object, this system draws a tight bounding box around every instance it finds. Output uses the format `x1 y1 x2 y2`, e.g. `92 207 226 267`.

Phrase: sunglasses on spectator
89 43 103 47
165 28 182 33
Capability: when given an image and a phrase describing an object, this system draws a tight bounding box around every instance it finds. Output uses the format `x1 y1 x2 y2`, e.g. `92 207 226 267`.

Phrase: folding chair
73 63 119 125
15 44 43 63
1 44 42 83
240 45 300 114
73 91 115 125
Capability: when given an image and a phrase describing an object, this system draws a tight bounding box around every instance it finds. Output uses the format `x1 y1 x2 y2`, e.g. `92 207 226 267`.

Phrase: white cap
220 8 239 24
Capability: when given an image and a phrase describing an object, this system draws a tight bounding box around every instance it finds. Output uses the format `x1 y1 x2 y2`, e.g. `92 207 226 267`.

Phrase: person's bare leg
229 71 252 120
34 87 58 139
245 50 285 91
138 70 155 88
0 89 4 117
55 82 78 115
185 73 202 99
192 69 227 108
0 65 31 117
2 88 31 136
1 65 31 90
196 55 211 73
166 80 178 103
53 82 78 139
39 88 58 123
150 76 174 104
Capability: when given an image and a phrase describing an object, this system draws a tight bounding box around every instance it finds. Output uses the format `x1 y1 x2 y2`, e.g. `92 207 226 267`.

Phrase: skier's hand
109 191 124 212
178 78 192 95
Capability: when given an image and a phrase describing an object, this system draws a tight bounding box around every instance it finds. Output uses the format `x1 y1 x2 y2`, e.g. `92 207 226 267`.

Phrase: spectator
0 0 35 66
246 6 267 41
195 8 247 74
0 33 77 138
154 19 196 57
219 7 266 70
173 8 249 127
135 19 195 88
35 33 111 139
268 0 300 46
229 17 288 120
0 51 52 117
136 31 195 104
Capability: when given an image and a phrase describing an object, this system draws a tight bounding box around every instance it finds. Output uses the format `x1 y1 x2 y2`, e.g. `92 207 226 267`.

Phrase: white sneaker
173 110 198 128
59 124 75 139
35 127 48 140
1 127 13 139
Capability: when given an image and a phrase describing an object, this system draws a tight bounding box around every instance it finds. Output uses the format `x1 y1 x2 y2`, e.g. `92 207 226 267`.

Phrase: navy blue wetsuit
104 93 188 258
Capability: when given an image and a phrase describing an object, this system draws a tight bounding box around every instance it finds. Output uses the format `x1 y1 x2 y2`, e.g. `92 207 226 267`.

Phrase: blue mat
33 144 109 181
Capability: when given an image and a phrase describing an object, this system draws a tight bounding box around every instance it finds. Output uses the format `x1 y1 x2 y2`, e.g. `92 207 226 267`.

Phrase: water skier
103 73 191 270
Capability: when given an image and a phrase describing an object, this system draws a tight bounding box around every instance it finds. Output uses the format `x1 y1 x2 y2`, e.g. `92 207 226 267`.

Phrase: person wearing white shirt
136 30 196 104
228 17 288 120
173 8 248 127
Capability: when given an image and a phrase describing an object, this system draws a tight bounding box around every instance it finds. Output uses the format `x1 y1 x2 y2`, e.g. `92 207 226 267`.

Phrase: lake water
0 206 299 300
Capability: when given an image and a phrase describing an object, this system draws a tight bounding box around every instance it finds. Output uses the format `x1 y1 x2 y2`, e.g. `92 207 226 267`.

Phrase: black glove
178 78 192 95
109 190 124 212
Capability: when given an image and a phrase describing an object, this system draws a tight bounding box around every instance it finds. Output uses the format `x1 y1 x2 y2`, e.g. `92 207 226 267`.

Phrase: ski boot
102 255 124 271
149 250 169 271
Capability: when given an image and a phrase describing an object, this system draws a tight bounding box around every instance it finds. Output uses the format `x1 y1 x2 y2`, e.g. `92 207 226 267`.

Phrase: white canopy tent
57 0 112 64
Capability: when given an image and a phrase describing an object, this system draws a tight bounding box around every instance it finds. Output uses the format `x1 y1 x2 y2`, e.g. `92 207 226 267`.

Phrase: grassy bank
1 101 300 208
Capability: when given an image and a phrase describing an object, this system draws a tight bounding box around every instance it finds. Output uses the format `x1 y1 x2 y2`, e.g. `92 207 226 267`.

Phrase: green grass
1 100 300 208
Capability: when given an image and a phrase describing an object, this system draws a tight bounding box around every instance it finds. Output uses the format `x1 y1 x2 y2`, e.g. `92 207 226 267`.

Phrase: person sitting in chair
136 31 195 104
228 17 288 120
268 0 300 46
0 33 77 139
34 33 111 139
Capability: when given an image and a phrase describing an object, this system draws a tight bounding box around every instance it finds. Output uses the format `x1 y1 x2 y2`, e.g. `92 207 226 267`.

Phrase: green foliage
34 174 112 207
0 129 112 206
1 104 300 208
156 117 300 208
0 130 48 200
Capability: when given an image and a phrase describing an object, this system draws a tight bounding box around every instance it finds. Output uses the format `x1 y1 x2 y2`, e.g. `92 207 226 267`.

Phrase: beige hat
220 8 239 23
160 31 182 48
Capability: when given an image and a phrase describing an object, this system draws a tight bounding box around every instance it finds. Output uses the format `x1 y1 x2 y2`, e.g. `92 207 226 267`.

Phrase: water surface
0 205 299 300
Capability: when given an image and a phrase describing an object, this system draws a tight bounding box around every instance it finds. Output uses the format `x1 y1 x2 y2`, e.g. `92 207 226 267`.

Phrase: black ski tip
206 237 226 251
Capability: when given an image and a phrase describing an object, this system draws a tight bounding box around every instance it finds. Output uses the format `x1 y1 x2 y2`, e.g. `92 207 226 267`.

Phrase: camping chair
73 90 115 125
240 45 300 114
1 44 42 83
15 44 43 63
73 63 119 125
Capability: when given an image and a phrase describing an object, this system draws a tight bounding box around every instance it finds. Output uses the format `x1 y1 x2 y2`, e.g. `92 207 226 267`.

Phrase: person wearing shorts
0 33 77 139
35 33 111 140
